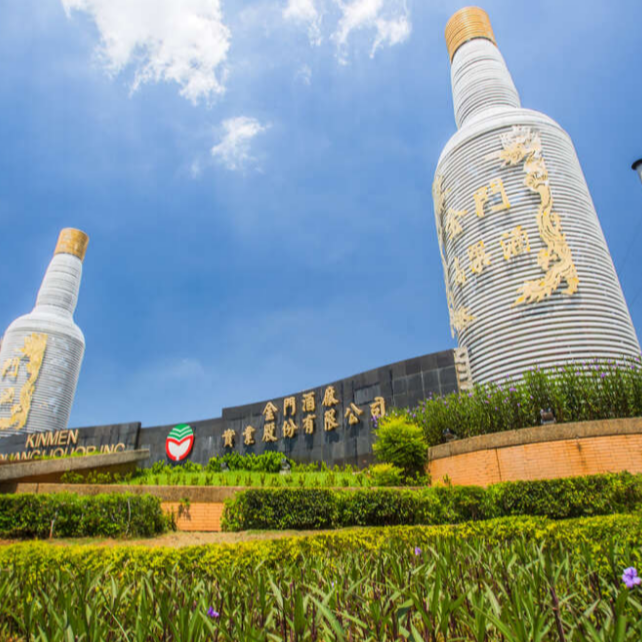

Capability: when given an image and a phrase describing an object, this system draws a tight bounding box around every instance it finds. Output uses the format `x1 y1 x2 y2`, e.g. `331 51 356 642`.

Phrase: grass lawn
125 470 385 488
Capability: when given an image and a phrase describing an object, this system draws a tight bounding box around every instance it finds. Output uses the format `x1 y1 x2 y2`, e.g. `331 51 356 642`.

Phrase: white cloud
283 0 323 45
333 0 410 62
283 0 410 61
295 64 313 85
190 160 202 179
211 117 270 171
61 0 231 104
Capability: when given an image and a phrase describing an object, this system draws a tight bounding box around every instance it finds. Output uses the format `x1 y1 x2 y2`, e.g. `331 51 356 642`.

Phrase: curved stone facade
434 10 640 385
0 230 88 435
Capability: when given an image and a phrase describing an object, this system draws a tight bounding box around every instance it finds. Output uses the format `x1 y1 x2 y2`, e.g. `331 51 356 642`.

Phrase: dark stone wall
205 349 458 469
0 350 458 469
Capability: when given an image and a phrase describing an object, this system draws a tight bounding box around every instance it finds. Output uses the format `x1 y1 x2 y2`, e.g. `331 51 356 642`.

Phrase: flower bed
0 514 641 639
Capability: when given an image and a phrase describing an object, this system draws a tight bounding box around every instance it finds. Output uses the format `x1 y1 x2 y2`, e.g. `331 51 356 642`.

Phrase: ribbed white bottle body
451 39 520 128
0 254 85 434
435 108 640 383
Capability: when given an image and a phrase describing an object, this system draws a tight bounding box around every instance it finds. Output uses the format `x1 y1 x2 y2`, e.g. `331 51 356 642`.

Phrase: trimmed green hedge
0 514 640 581
0 492 171 539
222 471 642 531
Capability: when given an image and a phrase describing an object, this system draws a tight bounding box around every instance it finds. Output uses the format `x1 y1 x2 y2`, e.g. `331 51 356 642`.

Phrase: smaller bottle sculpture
0 228 89 434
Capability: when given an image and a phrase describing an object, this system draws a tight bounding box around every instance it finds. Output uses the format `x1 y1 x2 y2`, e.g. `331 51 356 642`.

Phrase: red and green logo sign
165 424 194 462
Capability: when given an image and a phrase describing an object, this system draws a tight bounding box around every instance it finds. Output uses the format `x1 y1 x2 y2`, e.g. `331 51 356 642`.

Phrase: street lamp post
633 159 642 185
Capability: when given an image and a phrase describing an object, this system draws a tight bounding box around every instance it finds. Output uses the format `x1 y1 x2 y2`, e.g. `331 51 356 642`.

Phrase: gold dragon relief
433 174 476 337
486 126 579 305
0 333 48 431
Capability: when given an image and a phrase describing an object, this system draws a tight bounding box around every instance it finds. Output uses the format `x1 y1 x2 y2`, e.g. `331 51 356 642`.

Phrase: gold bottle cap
54 228 89 262
445 7 496 62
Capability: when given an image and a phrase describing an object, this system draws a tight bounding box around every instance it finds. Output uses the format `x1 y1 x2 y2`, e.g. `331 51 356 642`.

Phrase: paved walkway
0 529 327 548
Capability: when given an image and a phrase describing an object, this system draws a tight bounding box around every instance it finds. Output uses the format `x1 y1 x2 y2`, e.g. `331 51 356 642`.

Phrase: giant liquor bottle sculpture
0 229 89 434
433 7 640 384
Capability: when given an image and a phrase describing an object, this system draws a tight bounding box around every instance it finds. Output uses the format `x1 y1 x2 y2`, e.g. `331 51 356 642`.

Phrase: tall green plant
392 358 642 447
372 416 428 476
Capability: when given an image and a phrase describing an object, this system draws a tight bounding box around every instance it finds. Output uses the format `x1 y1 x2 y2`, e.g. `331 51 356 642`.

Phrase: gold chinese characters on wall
227 389 387 449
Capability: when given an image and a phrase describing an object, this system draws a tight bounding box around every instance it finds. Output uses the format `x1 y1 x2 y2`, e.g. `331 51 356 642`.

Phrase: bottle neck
35 253 83 316
451 38 521 129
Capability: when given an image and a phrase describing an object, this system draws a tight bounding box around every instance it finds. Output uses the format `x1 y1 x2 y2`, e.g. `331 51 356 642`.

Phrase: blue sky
0 0 641 428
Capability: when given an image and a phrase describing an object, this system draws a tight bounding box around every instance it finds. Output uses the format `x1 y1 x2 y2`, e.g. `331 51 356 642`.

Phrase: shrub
368 463 405 487
482 472 642 519
222 472 642 531
0 493 171 539
222 488 337 531
0 514 638 581
396 358 642 447
372 416 428 476
206 451 291 474
60 470 124 484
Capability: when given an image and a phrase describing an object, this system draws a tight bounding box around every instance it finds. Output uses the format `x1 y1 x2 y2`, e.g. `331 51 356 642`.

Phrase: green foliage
205 451 291 473
223 471 642 531
125 464 419 488
60 470 128 484
395 358 642 446
0 492 171 539
372 416 428 476
291 461 321 473
222 488 337 531
482 472 642 519
0 514 641 639
367 463 405 487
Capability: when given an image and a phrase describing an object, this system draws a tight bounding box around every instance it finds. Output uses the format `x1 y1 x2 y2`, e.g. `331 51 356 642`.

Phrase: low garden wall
0 449 150 484
0 483 241 532
427 416 642 486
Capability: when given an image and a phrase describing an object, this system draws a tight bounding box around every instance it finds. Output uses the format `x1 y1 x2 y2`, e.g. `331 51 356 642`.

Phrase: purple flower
509 387 516 393
623 568 641 589
600 373 606 379
414 546 422 556
207 607 220 619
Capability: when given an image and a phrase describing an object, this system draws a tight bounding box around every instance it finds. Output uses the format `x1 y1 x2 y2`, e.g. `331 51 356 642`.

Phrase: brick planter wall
427 417 642 486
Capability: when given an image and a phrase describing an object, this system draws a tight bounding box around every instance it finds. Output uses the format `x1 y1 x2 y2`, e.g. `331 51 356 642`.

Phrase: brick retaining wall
162 502 226 532
427 417 642 486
